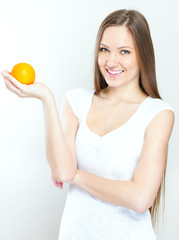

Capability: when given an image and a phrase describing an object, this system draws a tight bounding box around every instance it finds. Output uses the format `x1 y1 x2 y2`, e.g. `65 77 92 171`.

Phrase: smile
106 68 124 78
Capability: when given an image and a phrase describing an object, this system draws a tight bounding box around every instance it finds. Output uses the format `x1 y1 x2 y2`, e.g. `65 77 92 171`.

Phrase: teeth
107 69 123 74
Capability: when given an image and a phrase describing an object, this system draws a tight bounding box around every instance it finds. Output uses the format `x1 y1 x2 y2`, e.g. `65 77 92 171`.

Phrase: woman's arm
1 70 78 183
71 110 175 213
42 93 78 182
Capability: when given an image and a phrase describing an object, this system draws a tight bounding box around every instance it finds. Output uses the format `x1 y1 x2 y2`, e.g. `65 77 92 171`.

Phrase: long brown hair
93 9 165 229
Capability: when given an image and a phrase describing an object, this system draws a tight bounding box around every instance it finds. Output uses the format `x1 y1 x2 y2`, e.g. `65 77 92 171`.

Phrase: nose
106 51 119 68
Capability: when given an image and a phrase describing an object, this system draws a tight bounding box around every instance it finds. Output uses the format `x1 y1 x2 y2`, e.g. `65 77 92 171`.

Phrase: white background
0 0 178 239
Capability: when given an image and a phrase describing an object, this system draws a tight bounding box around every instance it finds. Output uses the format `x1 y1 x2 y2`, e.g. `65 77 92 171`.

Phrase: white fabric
58 88 175 240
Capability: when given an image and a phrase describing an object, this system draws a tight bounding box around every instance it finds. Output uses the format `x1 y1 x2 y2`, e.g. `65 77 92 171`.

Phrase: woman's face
98 26 140 88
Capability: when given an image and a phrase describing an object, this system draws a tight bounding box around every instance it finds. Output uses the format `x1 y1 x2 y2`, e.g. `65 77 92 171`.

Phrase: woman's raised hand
1 70 53 101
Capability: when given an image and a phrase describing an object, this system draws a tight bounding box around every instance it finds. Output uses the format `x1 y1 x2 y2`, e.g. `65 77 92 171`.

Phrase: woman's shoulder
147 96 175 114
137 96 175 130
62 88 95 121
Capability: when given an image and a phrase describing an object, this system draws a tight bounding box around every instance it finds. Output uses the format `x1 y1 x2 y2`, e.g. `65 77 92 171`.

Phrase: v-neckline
84 89 150 139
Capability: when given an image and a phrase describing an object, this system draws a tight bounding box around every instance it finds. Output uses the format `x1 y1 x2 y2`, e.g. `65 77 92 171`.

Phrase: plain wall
0 0 178 239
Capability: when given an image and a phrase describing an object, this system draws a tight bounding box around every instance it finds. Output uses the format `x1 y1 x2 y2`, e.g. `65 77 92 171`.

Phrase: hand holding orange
10 63 35 85
1 64 52 101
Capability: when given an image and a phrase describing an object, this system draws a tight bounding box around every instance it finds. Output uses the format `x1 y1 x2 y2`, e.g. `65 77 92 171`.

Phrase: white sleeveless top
58 88 175 240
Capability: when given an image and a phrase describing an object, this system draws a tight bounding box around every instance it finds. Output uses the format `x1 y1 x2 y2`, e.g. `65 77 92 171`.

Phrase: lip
106 67 123 72
105 68 124 78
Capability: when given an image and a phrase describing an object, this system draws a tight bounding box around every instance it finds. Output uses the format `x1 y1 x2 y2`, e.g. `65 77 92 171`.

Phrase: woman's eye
99 47 109 52
121 50 130 55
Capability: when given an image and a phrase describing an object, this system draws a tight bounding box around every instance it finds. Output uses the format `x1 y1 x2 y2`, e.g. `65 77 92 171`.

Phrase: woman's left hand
51 176 63 189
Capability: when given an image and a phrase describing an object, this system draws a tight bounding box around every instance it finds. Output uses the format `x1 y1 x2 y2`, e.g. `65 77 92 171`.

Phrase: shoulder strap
139 97 175 131
64 88 94 123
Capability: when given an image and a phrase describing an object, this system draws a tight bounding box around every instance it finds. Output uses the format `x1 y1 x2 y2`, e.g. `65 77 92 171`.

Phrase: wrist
41 89 55 105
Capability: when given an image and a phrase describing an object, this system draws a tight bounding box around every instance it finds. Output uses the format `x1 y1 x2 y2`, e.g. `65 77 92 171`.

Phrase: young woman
1 9 175 240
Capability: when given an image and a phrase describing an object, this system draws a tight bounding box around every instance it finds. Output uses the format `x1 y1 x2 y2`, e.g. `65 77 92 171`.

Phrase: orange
10 63 36 85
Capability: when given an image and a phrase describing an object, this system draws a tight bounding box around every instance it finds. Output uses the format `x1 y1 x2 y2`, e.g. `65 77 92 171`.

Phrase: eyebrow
100 43 133 49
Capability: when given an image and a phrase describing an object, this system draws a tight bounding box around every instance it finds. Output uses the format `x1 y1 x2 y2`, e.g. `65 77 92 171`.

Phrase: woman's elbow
53 168 77 183
135 195 153 214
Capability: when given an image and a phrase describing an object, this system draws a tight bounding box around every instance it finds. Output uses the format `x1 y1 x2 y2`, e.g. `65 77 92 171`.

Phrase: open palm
1 70 52 100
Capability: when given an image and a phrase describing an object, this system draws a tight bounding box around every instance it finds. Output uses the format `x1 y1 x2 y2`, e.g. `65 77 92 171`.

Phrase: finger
55 181 63 189
3 71 24 90
51 176 63 189
4 72 29 96
1 70 21 95
4 78 24 97
57 182 63 189
1 70 10 78
1 70 18 88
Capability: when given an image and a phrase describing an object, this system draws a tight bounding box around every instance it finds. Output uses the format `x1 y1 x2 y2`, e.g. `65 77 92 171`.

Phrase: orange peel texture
10 63 35 85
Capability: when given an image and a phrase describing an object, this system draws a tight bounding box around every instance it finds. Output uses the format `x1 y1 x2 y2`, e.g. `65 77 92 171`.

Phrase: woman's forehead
100 26 135 48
